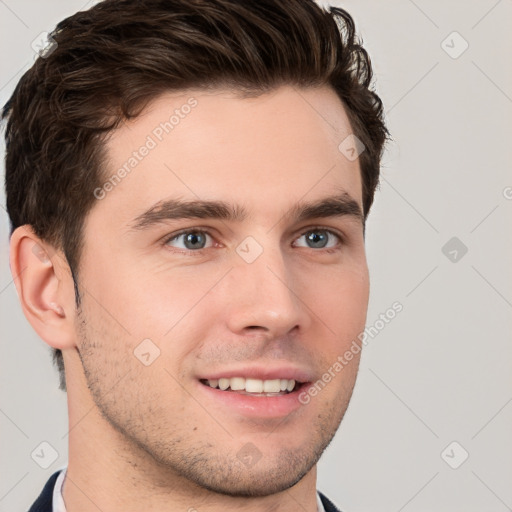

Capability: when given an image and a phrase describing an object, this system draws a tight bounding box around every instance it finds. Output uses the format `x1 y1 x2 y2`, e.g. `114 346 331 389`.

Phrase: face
74 85 369 496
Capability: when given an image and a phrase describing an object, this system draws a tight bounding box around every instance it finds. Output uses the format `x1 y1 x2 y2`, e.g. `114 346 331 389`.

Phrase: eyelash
161 226 345 256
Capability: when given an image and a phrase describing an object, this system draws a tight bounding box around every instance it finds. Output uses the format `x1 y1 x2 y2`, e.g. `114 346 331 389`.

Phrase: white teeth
245 378 263 393
205 377 297 393
218 378 230 391
230 377 245 391
263 379 281 393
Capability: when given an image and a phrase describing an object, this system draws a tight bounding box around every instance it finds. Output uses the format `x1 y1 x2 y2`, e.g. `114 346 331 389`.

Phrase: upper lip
197 365 315 383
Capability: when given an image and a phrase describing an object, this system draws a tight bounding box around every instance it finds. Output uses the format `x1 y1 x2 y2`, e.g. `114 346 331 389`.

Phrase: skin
11 85 369 512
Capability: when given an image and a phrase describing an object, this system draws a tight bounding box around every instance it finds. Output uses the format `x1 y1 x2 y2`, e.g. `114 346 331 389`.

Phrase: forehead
92 85 363 229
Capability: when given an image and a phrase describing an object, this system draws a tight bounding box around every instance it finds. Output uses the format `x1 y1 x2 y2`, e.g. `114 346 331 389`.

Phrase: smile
200 377 299 395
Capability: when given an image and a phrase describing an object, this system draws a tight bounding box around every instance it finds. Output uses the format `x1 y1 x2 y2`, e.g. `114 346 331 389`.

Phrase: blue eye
165 230 213 251
294 229 341 250
163 227 343 255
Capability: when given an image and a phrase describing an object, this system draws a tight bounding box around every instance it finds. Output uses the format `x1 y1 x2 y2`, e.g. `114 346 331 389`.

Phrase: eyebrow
128 192 364 231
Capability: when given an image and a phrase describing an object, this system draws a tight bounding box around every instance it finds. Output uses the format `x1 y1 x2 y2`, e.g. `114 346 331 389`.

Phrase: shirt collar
52 467 67 512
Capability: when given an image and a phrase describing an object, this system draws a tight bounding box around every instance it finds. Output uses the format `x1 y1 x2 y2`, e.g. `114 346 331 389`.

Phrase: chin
166 436 330 498
189 457 315 498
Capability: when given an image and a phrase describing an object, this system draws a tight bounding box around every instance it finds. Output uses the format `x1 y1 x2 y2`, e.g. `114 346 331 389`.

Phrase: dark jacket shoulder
28 470 61 512
318 490 342 512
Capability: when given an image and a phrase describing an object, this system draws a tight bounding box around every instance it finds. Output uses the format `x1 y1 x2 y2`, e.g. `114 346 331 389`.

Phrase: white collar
52 467 67 512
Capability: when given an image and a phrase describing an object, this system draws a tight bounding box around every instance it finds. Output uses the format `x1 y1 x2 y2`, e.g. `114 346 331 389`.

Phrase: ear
9 225 77 350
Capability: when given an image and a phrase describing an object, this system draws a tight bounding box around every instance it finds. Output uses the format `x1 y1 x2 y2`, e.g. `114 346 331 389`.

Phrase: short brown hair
2 0 388 391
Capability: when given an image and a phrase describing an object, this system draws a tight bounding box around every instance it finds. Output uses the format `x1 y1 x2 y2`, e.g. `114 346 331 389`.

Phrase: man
3 0 387 510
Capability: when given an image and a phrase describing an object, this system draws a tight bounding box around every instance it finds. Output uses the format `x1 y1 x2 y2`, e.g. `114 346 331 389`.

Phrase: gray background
1 1 511 511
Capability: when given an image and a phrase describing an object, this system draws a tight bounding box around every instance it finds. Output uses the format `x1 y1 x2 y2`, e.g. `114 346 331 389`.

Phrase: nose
222 242 312 339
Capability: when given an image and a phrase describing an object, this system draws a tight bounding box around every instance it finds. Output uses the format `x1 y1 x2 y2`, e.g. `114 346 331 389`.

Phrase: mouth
196 374 311 419
199 377 301 397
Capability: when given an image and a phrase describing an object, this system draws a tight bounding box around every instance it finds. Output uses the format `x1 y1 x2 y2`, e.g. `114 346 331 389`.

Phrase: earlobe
9 225 77 350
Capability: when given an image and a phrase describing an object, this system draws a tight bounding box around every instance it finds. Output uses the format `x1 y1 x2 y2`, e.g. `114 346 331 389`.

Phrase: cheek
78 246 202 341
86 264 231 374
309 265 369 332
131 264 229 338
310 268 368 399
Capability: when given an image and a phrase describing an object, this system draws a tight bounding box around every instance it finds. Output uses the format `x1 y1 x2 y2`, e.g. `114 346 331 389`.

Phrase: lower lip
196 381 309 418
